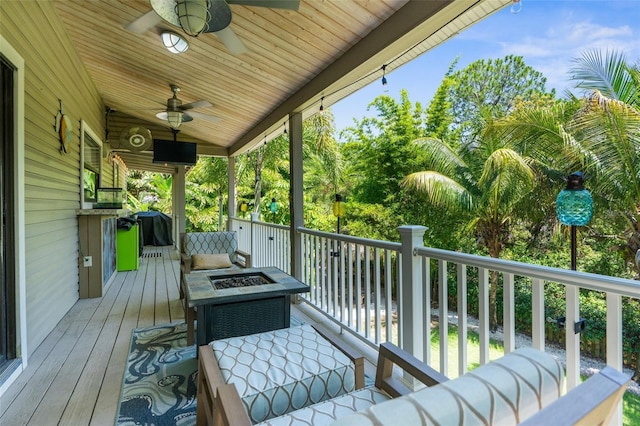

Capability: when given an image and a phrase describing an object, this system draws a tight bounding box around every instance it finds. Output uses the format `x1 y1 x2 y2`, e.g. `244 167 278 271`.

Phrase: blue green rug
117 322 197 426
117 318 305 425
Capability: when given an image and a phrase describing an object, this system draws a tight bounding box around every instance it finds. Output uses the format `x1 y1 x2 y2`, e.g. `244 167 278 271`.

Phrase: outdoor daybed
199 329 630 426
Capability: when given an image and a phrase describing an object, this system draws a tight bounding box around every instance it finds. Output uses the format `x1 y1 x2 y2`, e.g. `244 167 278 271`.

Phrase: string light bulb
283 122 288 135
381 64 388 88
510 0 522 14
319 96 325 114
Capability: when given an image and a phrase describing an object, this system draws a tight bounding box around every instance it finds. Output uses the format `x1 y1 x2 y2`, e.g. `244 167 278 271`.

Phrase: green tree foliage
402 126 536 329
232 110 341 227
449 55 552 146
425 58 458 143
126 171 172 213
341 90 428 230
185 157 228 231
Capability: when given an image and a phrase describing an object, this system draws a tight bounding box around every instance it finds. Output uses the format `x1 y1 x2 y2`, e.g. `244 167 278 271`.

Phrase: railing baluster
457 263 467 376
478 267 489 366
422 256 430 365
503 273 515 353
331 240 342 319
365 246 372 339
374 247 381 344
315 235 321 306
323 237 329 311
385 249 392 344
340 240 346 324
397 252 403 349
356 243 362 334
438 259 448 375
531 278 545 351
302 233 308 286
566 284 580 390
347 242 353 328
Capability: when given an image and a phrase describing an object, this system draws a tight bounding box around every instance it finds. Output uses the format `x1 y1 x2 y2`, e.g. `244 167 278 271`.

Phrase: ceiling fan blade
227 0 300 11
215 27 248 55
125 10 163 33
180 100 213 110
186 111 223 123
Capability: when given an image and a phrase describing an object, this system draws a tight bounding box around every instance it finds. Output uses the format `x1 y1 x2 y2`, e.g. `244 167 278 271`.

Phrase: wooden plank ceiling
51 0 509 170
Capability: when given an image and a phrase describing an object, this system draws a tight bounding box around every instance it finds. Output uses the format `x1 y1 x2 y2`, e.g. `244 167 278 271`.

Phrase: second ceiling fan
156 84 221 129
127 0 300 55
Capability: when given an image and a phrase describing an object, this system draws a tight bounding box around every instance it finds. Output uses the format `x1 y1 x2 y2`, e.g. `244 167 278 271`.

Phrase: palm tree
402 115 535 330
496 49 640 274
569 50 640 272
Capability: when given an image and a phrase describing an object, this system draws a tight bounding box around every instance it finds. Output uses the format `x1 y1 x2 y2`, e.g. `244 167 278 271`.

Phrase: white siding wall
0 2 111 352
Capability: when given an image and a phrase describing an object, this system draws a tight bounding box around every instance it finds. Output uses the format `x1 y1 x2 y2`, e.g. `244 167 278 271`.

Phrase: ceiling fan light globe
176 0 210 36
167 111 183 129
161 31 189 54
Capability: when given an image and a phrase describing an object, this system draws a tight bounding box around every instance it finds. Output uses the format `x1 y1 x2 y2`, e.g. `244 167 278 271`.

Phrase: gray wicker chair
179 231 251 345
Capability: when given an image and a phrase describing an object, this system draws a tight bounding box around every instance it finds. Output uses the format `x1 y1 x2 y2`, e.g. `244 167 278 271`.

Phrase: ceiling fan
126 0 300 55
155 84 221 128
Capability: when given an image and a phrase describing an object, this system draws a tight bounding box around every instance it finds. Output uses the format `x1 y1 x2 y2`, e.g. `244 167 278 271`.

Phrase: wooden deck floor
0 245 184 426
0 246 375 426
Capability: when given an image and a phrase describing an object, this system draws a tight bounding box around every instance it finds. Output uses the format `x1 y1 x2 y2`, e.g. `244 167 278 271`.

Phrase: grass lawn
428 324 639 424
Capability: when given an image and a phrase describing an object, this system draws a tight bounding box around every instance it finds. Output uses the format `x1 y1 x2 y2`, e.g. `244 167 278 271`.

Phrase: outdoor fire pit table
184 266 310 345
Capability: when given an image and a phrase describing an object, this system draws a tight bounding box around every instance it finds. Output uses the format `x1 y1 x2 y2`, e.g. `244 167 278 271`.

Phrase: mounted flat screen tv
153 139 197 165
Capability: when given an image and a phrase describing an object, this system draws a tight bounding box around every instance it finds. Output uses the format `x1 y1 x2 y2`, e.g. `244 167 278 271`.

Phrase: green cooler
117 224 139 271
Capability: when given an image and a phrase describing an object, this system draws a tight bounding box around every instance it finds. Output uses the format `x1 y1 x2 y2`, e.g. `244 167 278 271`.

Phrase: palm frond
570 49 638 107
412 137 466 175
572 95 640 209
402 171 473 211
479 148 534 187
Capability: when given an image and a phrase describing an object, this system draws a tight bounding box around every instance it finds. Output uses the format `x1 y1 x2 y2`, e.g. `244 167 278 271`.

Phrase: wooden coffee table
184 267 310 346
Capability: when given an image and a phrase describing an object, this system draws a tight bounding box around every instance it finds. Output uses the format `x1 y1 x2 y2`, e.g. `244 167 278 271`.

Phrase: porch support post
227 156 236 231
174 165 186 248
289 112 303 281
398 226 426 366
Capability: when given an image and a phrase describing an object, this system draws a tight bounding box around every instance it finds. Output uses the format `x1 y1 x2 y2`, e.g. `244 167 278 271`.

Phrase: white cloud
492 14 638 93
568 23 633 42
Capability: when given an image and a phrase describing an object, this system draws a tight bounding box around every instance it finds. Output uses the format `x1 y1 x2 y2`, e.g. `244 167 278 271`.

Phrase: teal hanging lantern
555 172 593 226
269 198 278 213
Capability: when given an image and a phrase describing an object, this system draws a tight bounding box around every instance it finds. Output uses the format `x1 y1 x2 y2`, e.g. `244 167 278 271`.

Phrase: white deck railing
230 217 291 273
229 217 640 401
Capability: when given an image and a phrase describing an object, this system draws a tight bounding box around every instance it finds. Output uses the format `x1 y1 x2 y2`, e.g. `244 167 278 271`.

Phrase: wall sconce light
161 31 189 54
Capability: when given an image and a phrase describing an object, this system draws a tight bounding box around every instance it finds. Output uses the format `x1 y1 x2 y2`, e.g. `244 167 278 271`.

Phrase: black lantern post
332 194 345 234
555 172 593 270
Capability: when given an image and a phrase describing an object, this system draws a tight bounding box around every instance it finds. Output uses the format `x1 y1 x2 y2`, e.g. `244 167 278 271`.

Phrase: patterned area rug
117 318 305 425
117 322 197 426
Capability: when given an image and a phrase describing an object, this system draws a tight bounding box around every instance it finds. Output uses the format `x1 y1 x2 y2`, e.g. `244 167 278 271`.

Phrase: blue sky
331 0 640 135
